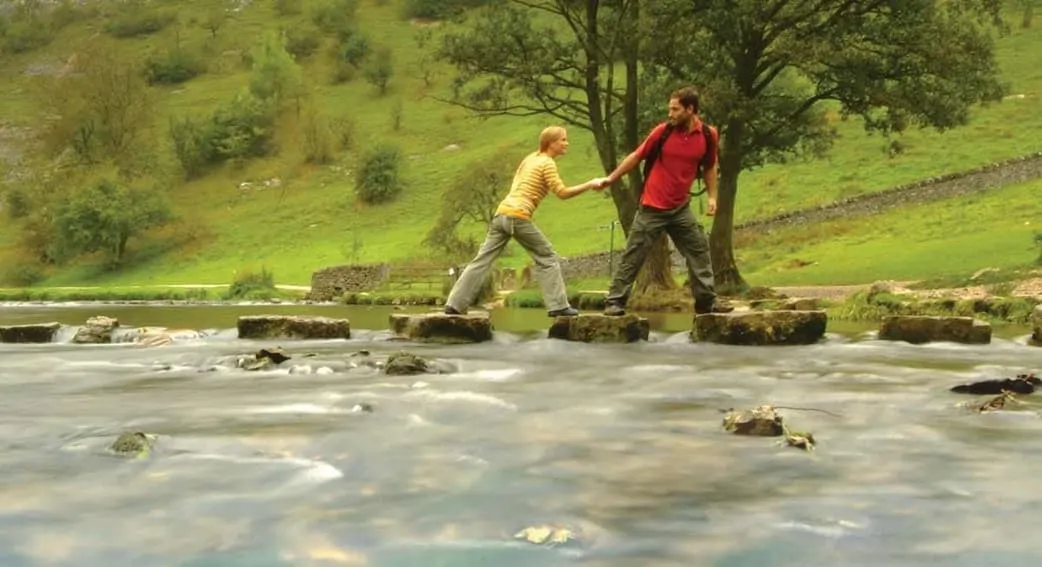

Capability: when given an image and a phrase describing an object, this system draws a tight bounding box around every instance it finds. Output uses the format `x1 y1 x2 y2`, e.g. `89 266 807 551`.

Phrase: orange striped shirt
494 152 567 220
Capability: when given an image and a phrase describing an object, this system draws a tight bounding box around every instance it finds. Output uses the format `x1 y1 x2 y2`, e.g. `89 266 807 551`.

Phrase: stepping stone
73 315 119 344
548 314 649 343
692 310 827 346
237 315 351 340
0 322 62 343
389 313 492 344
1032 306 1041 346
878 315 990 345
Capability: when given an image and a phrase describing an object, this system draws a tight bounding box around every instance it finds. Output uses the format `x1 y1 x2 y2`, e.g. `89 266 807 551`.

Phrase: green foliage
284 23 322 60
145 47 205 85
363 45 394 94
249 31 306 107
3 188 31 219
52 180 173 266
35 41 153 165
402 0 493 21
330 30 370 83
299 104 340 164
170 90 277 177
103 6 175 38
1 19 54 54
274 0 304 16
310 0 358 36
424 149 515 259
356 144 404 204
226 266 277 299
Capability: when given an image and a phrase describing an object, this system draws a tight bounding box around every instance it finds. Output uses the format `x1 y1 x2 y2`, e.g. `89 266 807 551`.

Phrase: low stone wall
559 249 687 281
736 152 1042 233
306 264 389 301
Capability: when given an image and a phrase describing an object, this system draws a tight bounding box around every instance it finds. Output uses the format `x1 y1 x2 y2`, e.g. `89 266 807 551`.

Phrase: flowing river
1 303 1041 566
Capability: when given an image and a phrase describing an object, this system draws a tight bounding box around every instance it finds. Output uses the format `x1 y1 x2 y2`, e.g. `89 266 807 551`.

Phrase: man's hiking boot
548 307 579 317
444 305 464 315
603 303 626 317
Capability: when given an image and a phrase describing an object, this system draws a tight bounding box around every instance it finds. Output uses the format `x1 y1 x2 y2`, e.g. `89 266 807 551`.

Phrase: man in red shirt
601 86 733 316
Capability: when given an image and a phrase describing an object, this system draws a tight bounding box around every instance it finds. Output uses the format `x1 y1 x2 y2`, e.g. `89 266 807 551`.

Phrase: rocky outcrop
0 322 61 343
548 314 650 343
389 313 492 343
72 316 119 344
692 310 827 346
1032 305 1042 346
878 315 991 344
236 315 351 340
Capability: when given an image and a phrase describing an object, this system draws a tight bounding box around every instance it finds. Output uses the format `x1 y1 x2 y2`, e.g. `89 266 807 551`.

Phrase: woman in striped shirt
444 126 608 317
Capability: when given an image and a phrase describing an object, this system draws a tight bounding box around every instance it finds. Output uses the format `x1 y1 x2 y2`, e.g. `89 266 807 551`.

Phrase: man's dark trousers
606 200 717 310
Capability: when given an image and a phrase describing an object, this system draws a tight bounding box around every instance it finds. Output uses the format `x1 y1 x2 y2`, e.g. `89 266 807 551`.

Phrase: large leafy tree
435 0 1006 292
641 0 1006 288
435 1 685 290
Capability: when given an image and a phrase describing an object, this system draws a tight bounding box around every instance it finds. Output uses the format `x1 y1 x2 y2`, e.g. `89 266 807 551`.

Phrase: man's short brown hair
670 86 700 113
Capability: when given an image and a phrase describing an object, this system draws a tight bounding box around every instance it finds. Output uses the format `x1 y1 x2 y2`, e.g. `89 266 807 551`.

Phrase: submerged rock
972 391 1021 413
109 432 156 458
0 322 61 343
237 315 351 340
784 431 817 451
878 315 991 345
548 314 649 343
256 346 291 365
514 525 577 546
693 310 827 346
384 351 428 375
950 374 1040 395
722 405 785 436
72 315 119 344
389 313 492 344
1032 306 1041 346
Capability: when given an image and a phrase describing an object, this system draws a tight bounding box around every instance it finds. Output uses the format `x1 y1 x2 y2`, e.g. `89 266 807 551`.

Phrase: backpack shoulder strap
641 123 674 187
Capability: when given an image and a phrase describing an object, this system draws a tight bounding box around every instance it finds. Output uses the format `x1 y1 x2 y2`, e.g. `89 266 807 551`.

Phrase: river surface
2 303 1042 566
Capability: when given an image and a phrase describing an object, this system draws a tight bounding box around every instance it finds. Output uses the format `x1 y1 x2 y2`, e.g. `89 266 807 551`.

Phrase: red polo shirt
636 121 718 210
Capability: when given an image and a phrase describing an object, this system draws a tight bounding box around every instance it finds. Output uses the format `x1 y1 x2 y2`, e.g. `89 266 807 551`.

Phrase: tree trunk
1023 3 1033 29
709 122 747 294
624 0 674 294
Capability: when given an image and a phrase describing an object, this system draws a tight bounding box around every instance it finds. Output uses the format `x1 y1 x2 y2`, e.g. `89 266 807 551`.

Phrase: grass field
1 0 1040 289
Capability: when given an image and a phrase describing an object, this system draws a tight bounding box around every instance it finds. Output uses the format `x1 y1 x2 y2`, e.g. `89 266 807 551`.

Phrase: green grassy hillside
1 0 1040 289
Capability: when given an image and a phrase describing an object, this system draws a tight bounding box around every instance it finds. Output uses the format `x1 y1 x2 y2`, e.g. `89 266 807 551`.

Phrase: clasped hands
589 177 612 191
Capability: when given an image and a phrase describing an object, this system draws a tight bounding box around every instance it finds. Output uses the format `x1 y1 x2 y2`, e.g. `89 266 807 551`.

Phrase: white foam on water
173 453 344 485
241 403 347 415
465 368 524 382
405 389 517 411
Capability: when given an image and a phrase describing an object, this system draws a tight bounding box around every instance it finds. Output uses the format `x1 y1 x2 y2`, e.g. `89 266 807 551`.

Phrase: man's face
667 97 694 126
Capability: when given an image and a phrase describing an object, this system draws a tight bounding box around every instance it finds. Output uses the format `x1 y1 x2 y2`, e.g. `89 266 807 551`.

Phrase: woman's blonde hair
539 126 567 152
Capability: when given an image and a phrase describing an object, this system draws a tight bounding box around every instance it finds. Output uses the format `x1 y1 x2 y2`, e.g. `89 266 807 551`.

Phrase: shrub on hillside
145 48 205 85
330 31 370 83
274 0 304 17
356 144 404 204
169 91 277 178
310 0 358 36
103 8 175 38
226 267 277 300
1 20 54 54
285 24 322 60
402 0 494 20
